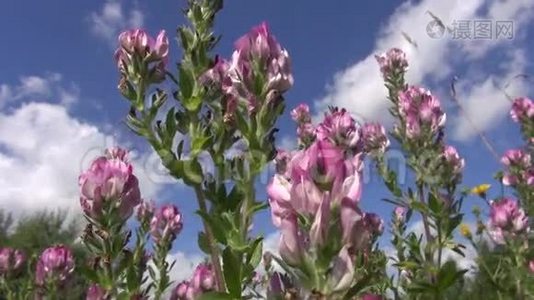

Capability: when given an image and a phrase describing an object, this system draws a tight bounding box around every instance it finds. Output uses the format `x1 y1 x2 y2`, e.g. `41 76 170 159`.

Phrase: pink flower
115 29 169 74
279 213 306 266
361 122 390 154
488 198 529 244
394 206 406 224
136 199 155 223
529 260 534 273
35 245 75 286
232 22 293 94
330 246 355 291
375 48 408 78
170 281 191 300
341 199 383 250
398 86 446 138
86 284 108 300
501 149 531 167
361 294 384 300
105 147 128 161
443 145 465 177
79 148 141 222
274 149 291 175
510 97 534 123
152 30 169 61
296 122 316 145
171 264 215 300
310 197 331 247
0 248 26 276
291 104 311 124
305 139 347 191
191 263 215 291
150 204 183 242
316 107 360 149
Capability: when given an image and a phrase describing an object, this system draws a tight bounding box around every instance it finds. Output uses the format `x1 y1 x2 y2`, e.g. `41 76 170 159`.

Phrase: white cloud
316 0 534 141
0 102 167 218
90 0 145 47
451 49 528 140
0 73 79 109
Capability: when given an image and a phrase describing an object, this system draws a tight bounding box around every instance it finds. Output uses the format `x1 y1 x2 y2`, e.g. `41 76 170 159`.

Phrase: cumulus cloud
0 102 170 218
0 73 79 109
90 0 144 47
316 0 534 141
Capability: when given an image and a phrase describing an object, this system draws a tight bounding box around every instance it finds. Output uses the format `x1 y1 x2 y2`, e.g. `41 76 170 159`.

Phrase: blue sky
0 0 533 280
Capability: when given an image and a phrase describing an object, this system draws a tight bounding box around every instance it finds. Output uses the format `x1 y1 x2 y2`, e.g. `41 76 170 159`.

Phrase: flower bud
442 145 465 178
290 104 311 124
136 199 155 223
393 206 406 224
375 48 408 78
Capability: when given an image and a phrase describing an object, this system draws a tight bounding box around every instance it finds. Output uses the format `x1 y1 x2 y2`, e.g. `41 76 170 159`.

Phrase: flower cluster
171 263 215 300
316 107 361 150
150 204 183 243
290 104 315 146
501 149 533 187
361 122 390 155
488 198 529 244
115 29 169 84
35 245 75 287
202 22 293 120
396 86 446 140
0 248 26 277
79 148 141 223
375 48 408 78
441 145 465 183
267 105 382 295
511 97 534 124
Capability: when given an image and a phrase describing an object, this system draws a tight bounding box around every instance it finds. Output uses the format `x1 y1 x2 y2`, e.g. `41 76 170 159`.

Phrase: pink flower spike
35 245 75 286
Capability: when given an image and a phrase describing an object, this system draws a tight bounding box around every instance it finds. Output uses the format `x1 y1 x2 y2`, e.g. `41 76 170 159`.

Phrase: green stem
194 185 225 292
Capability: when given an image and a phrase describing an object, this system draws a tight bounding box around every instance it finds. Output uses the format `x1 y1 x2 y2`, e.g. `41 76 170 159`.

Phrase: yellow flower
470 184 491 197
459 223 472 239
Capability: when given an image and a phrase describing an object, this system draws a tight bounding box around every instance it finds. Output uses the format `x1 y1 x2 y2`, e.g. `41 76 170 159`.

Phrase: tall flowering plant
3 1 534 299
373 48 468 298
266 105 388 298
464 96 534 299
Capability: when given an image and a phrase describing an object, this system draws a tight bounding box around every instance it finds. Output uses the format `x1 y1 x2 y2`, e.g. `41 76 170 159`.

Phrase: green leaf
196 210 227 243
410 201 429 214
222 247 242 297
179 65 194 101
437 261 467 291
247 237 263 269
428 192 442 216
164 108 177 143
183 159 204 185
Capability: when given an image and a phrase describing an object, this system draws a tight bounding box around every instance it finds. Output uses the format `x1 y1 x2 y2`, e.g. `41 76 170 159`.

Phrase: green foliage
0 209 87 299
